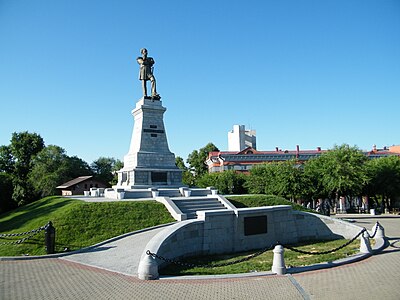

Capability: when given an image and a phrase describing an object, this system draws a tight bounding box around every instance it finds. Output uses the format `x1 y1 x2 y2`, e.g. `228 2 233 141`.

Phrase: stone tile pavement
1 215 400 300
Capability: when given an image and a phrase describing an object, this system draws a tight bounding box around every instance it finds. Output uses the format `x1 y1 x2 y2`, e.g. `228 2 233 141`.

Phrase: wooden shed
57 176 107 196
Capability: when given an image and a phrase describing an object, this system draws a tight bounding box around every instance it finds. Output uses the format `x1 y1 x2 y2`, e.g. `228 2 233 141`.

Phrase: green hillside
0 196 175 256
0 194 314 257
226 194 315 212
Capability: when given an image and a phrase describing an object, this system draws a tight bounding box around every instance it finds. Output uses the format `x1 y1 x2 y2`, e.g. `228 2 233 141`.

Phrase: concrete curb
157 251 376 281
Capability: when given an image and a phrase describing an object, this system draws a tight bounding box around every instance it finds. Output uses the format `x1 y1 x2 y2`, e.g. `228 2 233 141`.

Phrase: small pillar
359 231 372 254
138 254 159 280
148 187 159 198
271 245 286 275
44 221 56 254
179 187 191 197
373 223 385 239
207 187 218 195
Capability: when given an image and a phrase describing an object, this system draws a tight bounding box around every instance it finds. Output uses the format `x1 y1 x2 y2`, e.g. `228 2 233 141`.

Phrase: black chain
0 225 46 238
284 229 364 255
0 224 48 245
147 244 275 269
364 221 380 239
284 221 382 255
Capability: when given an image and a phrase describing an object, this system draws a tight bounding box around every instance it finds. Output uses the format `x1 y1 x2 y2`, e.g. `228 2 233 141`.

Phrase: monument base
117 167 182 187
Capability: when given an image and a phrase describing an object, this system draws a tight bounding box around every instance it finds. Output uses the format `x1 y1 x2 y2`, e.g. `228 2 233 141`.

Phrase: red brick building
206 145 400 173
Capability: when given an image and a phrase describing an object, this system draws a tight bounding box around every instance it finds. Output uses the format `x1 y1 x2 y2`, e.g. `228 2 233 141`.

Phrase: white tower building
228 125 256 152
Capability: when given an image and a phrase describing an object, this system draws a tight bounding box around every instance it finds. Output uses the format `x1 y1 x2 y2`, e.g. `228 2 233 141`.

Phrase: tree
28 145 70 197
275 161 305 202
0 173 15 213
303 156 330 200
245 164 270 194
0 145 14 173
176 156 195 186
91 157 122 186
65 156 92 179
10 131 45 178
187 143 219 178
245 161 305 201
364 155 400 210
9 132 45 205
196 170 247 194
303 144 368 210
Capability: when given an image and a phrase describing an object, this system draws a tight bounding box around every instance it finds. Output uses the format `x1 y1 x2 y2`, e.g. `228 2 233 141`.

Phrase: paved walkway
1 215 400 299
61 226 167 276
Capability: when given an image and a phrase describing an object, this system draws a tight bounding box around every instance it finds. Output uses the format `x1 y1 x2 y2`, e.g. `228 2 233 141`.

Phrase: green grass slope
0 196 174 256
226 194 315 212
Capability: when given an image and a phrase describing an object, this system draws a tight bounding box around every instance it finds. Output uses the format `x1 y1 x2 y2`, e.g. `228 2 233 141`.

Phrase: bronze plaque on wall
244 216 268 236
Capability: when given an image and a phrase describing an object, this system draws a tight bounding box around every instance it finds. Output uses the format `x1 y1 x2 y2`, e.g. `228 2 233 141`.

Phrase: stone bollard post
271 245 286 275
373 223 385 239
359 231 372 254
138 252 159 280
44 221 56 254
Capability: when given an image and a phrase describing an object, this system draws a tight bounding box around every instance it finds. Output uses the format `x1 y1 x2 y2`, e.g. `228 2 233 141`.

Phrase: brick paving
1 215 399 300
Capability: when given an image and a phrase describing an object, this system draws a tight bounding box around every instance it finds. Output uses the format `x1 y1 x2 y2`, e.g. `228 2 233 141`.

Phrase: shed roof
56 176 93 189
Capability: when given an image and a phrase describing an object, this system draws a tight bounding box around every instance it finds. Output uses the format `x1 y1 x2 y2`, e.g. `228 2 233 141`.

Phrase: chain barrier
282 221 382 255
0 223 48 246
147 244 275 269
364 221 380 239
146 222 383 266
283 229 364 255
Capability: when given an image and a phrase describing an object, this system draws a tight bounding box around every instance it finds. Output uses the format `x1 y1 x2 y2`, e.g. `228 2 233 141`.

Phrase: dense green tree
0 145 14 173
318 144 368 198
28 145 70 197
64 156 92 179
245 161 305 201
364 155 400 210
175 156 195 186
0 173 15 213
196 170 247 194
275 161 305 201
110 160 124 186
303 144 368 210
9 132 45 205
10 132 45 179
303 156 330 200
244 164 269 194
187 143 219 178
91 157 122 186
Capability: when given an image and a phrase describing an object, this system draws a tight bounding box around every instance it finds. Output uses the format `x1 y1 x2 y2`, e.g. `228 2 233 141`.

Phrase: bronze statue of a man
136 48 160 100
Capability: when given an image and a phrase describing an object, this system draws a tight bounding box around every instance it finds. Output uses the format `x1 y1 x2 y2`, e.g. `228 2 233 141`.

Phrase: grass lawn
226 194 315 212
160 239 360 276
0 196 175 256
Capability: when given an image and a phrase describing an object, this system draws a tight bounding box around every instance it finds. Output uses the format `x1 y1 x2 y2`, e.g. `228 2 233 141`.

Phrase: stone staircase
171 197 228 219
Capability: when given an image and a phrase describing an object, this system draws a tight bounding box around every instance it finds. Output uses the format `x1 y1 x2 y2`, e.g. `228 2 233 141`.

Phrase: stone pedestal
116 98 182 187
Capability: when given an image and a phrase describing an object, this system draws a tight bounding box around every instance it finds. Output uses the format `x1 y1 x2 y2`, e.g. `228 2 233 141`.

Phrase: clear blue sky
1 0 399 164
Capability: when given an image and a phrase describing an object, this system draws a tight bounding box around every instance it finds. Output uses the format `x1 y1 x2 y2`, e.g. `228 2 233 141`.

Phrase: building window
151 134 157 137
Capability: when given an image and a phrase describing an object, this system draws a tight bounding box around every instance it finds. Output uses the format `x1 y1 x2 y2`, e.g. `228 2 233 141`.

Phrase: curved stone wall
140 205 364 271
